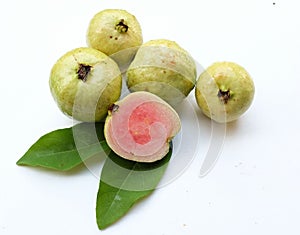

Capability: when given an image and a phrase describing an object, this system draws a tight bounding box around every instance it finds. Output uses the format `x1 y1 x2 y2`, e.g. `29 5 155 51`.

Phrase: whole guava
86 9 143 70
104 91 181 163
49 47 122 122
126 39 197 106
195 61 255 123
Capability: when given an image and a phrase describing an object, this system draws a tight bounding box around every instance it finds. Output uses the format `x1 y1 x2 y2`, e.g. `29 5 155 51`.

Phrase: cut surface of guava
104 91 181 162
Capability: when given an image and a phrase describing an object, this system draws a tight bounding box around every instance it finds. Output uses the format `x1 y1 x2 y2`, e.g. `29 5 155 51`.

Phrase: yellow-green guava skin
86 9 143 56
126 39 197 106
49 47 122 122
195 62 255 123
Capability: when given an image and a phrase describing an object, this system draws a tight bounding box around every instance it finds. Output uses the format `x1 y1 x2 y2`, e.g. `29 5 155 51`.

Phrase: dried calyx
108 104 119 114
217 89 231 104
77 64 92 82
115 19 129 33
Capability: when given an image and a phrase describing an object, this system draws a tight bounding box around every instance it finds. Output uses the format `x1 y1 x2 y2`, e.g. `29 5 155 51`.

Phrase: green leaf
16 122 109 171
96 143 172 230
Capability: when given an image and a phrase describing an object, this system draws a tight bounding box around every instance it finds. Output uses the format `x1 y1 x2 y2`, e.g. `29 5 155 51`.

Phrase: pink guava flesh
104 91 181 162
129 103 159 145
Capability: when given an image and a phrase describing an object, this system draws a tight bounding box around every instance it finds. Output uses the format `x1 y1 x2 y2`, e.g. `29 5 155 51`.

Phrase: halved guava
104 91 181 162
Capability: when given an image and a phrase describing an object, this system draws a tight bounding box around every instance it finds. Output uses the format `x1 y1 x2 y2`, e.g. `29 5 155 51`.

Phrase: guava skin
104 91 181 163
86 9 143 56
49 47 122 122
126 39 197 106
195 62 255 123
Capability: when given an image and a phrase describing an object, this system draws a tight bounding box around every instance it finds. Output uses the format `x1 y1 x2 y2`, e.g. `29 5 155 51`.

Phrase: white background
1 0 300 234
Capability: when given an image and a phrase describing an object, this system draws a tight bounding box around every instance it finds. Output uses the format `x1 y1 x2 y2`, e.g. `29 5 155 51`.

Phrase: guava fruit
195 61 255 123
86 9 143 70
104 91 181 162
49 47 122 122
126 39 197 106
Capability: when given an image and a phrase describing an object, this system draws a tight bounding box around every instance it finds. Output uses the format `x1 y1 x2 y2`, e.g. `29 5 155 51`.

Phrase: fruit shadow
190 102 240 136
175 96 239 177
225 119 240 136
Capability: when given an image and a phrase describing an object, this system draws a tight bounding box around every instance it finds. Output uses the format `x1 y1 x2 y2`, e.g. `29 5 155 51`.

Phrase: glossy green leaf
96 143 172 230
16 122 109 171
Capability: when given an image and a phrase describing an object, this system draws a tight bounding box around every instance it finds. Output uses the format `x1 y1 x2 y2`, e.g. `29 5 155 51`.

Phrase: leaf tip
16 158 25 166
96 219 109 230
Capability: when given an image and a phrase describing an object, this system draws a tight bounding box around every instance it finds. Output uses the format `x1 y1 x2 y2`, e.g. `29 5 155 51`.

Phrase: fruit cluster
49 9 255 163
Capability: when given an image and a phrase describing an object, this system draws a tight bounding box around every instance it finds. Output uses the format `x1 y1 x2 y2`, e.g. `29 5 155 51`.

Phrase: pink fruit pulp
104 91 181 162
129 102 163 145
